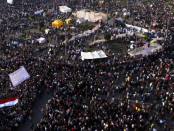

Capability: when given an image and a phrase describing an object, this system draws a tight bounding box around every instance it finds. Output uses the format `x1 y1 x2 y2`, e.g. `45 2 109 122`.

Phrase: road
18 88 53 131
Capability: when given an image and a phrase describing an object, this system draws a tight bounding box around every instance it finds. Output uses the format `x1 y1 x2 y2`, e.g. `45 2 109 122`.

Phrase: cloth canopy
45 11 50 15
59 6 72 13
81 50 107 60
34 10 44 15
99 1 104 4
123 12 130 16
122 8 127 12
150 38 157 44
65 19 71 24
125 24 149 33
43 12 46 17
7 0 13 4
115 12 118 16
76 18 85 24
75 10 107 23
116 17 123 23
45 29 50 34
37 37 46 43
52 20 63 28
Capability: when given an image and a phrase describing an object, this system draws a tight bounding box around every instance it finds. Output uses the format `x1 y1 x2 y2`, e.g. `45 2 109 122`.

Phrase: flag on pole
1 68 5 71
0 96 18 108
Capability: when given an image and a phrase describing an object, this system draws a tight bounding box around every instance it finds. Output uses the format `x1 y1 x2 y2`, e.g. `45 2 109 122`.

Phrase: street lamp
166 11 171 41
22 0 23 14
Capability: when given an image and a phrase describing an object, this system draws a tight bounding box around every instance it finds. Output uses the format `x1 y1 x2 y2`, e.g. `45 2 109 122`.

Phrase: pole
65 30 66 59
86 86 87 100
166 12 170 41
136 35 137 47
22 0 23 14
53 0 55 11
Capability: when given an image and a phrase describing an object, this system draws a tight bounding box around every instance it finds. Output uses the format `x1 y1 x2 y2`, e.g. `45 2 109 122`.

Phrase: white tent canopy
122 8 127 12
37 37 46 43
75 10 107 23
125 24 149 33
76 18 85 24
116 17 123 23
81 50 107 60
123 12 130 16
34 10 44 15
7 0 13 4
59 6 72 13
45 29 50 34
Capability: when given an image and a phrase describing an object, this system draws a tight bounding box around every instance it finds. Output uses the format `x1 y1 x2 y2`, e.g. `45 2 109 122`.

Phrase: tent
52 20 63 28
150 38 157 44
123 12 130 16
45 29 50 34
7 0 13 4
76 18 85 24
34 10 44 15
122 8 127 12
125 24 149 33
65 19 72 24
43 12 46 17
116 17 123 23
75 10 107 23
59 6 72 13
99 1 104 4
37 37 46 43
45 11 50 15
81 50 107 60
115 12 118 16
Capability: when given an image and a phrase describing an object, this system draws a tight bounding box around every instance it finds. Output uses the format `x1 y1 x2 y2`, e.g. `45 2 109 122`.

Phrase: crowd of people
0 0 174 131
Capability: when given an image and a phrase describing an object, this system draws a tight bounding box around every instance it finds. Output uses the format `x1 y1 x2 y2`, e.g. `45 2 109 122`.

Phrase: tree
20 33 26 38
124 15 129 19
59 34 65 41
41 28 45 32
85 48 92 52
30 15 35 20
39 22 44 28
104 33 111 41
166 2 173 5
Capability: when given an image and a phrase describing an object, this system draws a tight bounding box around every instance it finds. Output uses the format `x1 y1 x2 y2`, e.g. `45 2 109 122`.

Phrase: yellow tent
99 1 104 4
65 19 72 24
52 20 63 28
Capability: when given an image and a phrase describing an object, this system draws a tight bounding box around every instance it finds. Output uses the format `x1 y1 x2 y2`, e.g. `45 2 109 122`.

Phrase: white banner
7 0 13 4
9 66 30 87
34 10 44 15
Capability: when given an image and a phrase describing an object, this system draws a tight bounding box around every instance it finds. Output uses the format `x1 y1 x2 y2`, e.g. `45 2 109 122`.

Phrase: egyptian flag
0 96 18 108
1 68 5 71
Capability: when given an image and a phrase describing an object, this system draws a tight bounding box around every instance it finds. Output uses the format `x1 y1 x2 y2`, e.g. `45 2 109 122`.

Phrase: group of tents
33 6 73 28
51 18 72 28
